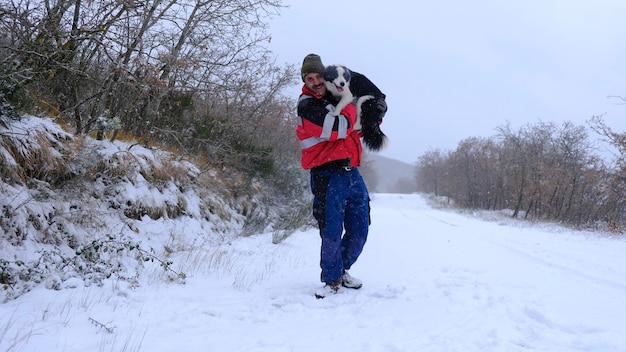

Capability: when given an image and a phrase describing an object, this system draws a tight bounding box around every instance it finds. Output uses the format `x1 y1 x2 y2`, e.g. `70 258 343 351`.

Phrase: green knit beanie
300 54 325 82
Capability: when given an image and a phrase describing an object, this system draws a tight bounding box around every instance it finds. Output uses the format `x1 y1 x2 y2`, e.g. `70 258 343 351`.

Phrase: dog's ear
323 65 337 81
340 66 351 82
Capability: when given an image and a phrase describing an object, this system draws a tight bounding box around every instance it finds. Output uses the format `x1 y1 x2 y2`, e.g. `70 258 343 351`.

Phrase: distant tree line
415 118 626 231
0 0 299 178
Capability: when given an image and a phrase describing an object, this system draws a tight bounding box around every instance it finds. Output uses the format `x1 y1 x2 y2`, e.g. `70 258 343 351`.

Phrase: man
296 53 387 298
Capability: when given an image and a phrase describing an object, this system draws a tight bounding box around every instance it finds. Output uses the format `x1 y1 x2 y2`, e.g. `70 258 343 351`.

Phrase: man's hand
374 98 387 121
361 97 387 123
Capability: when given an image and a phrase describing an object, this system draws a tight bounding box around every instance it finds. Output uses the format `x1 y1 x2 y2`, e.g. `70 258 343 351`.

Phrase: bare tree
1 0 299 173
414 119 622 229
415 148 446 196
0 0 287 133
588 114 626 229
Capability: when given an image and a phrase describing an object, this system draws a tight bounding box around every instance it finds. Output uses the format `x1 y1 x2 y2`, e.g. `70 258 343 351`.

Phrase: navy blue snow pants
310 167 370 284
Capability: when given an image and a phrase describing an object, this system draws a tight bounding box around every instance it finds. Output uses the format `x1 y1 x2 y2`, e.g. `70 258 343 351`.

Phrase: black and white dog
323 64 387 151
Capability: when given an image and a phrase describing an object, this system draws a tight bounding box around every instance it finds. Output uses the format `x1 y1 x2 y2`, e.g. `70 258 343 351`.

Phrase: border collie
323 64 387 151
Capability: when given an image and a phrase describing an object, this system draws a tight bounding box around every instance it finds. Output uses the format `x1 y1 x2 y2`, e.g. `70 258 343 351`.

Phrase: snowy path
1 193 625 351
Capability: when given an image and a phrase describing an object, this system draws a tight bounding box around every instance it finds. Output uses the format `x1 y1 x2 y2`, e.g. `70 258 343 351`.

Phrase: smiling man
295 53 387 298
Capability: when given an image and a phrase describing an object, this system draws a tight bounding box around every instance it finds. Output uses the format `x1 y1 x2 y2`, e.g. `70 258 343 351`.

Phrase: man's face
304 72 326 96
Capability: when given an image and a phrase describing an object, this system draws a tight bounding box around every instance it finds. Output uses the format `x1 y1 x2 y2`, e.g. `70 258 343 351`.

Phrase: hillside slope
366 153 417 193
0 115 308 301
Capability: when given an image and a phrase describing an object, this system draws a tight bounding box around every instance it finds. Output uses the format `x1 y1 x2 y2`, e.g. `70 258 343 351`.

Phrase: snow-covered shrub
1 233 186 302
0 115 72 184
0 115 306 301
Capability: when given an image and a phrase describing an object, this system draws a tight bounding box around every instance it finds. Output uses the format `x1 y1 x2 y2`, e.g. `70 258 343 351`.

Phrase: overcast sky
268 0 626 164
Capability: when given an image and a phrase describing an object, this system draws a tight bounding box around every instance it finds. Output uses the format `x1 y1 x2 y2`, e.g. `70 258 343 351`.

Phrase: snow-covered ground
1 193 625 352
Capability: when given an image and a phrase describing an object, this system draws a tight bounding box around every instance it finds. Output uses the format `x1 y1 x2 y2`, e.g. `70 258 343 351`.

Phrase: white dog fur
323 65 374 131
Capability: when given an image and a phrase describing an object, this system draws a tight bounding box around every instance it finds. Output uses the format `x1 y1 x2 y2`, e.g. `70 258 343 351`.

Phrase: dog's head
323 65 351 96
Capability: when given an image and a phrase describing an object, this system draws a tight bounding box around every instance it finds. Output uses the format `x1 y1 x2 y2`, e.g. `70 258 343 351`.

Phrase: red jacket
296 85 362 170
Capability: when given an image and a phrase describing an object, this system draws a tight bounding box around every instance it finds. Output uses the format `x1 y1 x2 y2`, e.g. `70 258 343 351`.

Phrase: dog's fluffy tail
362 124 388 151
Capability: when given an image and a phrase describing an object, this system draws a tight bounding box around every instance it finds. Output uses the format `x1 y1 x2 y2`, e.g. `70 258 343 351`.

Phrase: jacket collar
301 84 325 99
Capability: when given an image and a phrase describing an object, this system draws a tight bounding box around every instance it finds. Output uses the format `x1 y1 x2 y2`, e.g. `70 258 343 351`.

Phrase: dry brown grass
0 118 72 184
2 114 284 233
